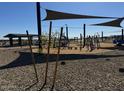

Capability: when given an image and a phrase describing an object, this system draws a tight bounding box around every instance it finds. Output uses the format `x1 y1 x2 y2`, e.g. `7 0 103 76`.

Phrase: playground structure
1 2 124 91
113 29 124 46
27 2 124 91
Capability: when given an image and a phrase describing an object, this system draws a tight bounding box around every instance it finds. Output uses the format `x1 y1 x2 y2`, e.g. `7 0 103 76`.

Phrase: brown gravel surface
0 44 124 91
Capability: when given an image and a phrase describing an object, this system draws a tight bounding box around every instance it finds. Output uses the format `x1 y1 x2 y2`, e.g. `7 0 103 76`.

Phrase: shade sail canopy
43 9 117 21
90 18 124 28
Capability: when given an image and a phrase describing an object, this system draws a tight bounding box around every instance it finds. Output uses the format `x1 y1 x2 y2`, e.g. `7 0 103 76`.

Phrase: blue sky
0 2 124 39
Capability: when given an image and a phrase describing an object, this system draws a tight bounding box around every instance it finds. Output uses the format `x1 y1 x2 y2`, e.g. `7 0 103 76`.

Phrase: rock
61 61 66 65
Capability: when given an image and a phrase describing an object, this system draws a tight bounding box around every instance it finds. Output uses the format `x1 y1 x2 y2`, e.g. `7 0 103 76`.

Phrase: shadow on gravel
0 51 124 70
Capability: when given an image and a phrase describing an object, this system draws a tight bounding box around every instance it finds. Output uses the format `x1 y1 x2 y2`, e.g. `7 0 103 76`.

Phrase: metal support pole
44 21 52 84
30 37 33 45
38 21 53 91
122 29 123 40
53 37 56 48
66 24 69 40
101 31 103 42
80 33 82 51
36 2 42 52
26 30 38 82
83 24 86 48
9 37 13 47
18 37 22 46
66 24 69 47
51 27 63 90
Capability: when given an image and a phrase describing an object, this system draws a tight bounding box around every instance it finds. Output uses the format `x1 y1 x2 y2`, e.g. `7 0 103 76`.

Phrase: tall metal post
18 37 22 46
44 21 52 84
36 2 42 51
38 22 53 91
83 24 86 48
66 24 68 40
122 29 124 40
66 24 69 47
26 30 39 83
53 37 56 48
9 37 13 47
102 31 103 42
51 27 63 90
80 33 82 51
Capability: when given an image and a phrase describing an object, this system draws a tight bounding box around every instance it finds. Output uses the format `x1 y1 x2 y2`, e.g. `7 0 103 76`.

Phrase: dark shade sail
43 9 117 21
90 18 124 28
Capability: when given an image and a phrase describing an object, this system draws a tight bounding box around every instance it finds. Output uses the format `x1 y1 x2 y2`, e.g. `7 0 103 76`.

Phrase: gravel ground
0 47 124 91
